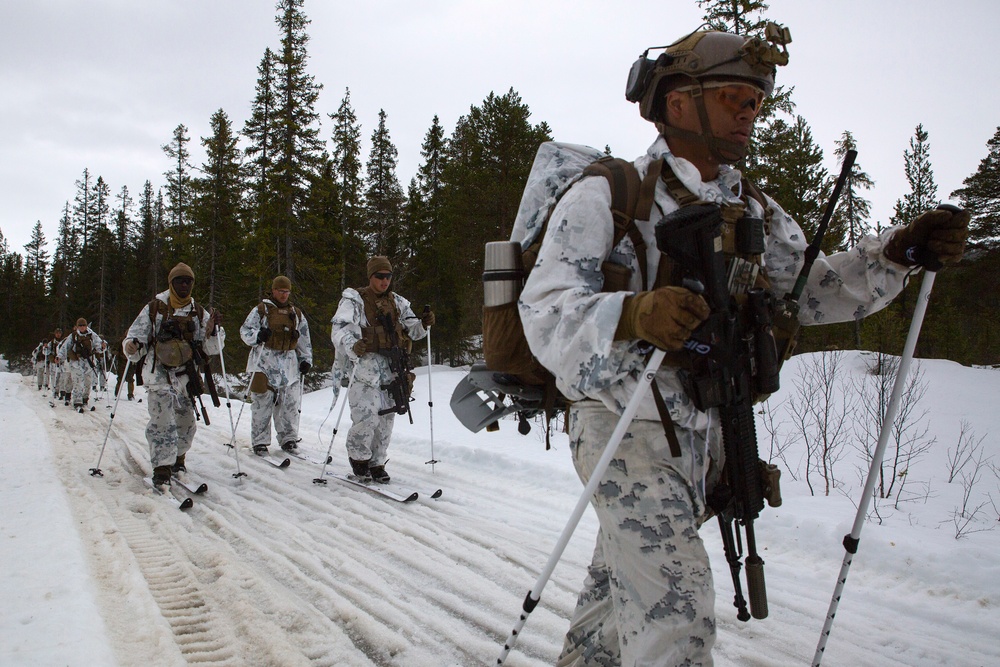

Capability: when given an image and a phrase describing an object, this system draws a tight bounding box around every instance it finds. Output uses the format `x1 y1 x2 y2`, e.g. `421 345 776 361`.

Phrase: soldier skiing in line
123 262 223 487
31 337 48 390
57 318 104 413
240 275 313 457
330 256 435 484
46 327 70 401
517 24 970 666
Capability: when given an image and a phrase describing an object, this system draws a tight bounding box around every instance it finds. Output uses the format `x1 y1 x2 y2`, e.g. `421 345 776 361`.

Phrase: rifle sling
650 378 682 458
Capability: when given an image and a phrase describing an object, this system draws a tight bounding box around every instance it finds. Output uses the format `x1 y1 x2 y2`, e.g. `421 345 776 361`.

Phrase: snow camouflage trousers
558 401 716 667
145 388 196 469
35 361 45 389
251 382 302 448
68 360 92 406
345 381 395 465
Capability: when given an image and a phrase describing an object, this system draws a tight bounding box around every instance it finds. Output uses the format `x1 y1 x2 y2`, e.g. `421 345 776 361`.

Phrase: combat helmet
625 22 791 163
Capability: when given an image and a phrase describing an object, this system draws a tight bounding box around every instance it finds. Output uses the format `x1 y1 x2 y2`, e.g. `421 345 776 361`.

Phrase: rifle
374 311 414 424
656 203 781 622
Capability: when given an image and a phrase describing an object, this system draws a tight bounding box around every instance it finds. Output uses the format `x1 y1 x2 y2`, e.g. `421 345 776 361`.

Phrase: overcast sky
2 0 997 255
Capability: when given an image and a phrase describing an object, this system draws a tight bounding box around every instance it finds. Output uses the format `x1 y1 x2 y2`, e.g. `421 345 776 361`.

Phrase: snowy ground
1 352 998 667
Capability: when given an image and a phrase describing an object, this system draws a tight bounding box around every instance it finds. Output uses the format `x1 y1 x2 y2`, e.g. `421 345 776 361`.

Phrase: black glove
885 205 971 268
256 328 271 345
299 360 311 374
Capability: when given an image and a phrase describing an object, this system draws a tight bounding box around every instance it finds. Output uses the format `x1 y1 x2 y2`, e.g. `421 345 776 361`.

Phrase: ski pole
422 305 439 468
497 347 666 665
227 344 262 451
812 207 957 664
313 364 357 485
216 329 246 479
89 357 131 477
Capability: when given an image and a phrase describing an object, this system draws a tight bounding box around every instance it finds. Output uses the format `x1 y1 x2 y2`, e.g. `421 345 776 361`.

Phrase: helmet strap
660 82 748 165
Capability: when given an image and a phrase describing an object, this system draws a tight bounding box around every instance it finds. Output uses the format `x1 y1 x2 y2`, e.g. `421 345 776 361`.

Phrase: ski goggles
373 272 393 280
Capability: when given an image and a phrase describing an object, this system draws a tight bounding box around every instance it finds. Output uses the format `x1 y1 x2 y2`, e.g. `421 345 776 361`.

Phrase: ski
250 451 291 469
325 472 419 502
143 477 194 510
171 473 208 495
285 450 332 466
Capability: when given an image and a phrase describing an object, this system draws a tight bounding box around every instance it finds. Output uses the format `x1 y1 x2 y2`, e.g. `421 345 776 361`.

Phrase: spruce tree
162 123 193 253
363 109 406 263
329 88 365 289
951 126 1000 248
49 202 76 325
889 124 938 229
24 222 49 287
698 0 771 35
832 130 874 249
243 48 280 289
190 108 246 310
271 0 324 281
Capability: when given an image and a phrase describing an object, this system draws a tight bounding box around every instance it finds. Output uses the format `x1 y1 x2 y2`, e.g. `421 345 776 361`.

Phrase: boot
280 441 299 453
152 465 172 487
349 458 372 481
369 464 390 484
253 444 269 456
172 454 186 473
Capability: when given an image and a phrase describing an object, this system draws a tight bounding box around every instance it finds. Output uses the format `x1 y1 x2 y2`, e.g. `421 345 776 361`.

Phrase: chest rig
258 302 302 351
358 287 412 354
68 331 93 361
149 299 204 368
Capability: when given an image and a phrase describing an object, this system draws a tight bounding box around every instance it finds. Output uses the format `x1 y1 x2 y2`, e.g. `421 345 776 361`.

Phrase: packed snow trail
5 359 1000 666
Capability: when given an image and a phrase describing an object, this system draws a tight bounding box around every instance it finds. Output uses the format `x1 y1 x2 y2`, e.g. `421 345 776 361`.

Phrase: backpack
452 142 663 447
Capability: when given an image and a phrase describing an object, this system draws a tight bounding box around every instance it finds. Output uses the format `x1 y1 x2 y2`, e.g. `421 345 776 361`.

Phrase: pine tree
363 109 406 263
329 88 365 289
832 130 874 249
190 108 246 310
72 168 94 253
698 0 771 35
271 0 324 281
951 126 1000 248
243 48 281 288
49 202 76 325
24 222 49 287
162 123 193 253
890 123 938 228
437 88 552 362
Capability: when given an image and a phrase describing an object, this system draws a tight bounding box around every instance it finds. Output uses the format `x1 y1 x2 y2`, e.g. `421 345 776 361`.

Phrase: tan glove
421 310 435 328
884 206 970 267
124 339 140 356
352 339 368 357
614 287 711 351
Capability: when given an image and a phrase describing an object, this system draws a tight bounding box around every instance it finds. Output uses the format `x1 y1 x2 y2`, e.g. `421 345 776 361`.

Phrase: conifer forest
2 0 998 375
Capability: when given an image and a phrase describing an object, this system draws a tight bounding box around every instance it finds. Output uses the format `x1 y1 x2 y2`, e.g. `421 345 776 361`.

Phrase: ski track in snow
11 358 1000 667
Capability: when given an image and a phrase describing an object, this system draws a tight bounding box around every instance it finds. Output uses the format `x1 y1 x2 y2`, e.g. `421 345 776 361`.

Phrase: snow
1 352 998 667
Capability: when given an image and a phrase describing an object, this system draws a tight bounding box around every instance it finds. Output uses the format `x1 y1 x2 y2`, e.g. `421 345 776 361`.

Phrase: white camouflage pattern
123 290 225 469
56 329 104 407
330 287 427 465
519 137 913 665
240 299 313 448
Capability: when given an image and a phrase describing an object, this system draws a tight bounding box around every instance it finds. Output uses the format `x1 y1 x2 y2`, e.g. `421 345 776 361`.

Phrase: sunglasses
373 272 393 280
710 84 765 114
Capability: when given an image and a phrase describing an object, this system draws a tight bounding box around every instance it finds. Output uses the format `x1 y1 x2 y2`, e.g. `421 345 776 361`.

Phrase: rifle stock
375 311 414 423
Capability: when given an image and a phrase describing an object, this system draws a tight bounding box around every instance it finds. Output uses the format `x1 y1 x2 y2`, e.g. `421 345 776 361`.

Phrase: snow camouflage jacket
519 136 911 431
330 288 428 394
122 290 225 390
56 329 104 365
239 299 313 389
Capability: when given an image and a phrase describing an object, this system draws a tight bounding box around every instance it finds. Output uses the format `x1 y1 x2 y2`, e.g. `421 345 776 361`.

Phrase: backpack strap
583 156 663 291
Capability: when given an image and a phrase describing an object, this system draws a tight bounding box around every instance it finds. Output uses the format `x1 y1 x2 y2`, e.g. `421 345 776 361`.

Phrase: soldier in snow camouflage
240 275 313 456
123 263 224 486
520 26 968 666
330 256 434 484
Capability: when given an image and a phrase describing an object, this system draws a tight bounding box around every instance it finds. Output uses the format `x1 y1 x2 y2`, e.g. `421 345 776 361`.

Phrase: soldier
31 337 48 390
123 263 223 487
46 327 69 400
57 318 104 412
518 25 970 666
330 256 434 483
240 275 313 456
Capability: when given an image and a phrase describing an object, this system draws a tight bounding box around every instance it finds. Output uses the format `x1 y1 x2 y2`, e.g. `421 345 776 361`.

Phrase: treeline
2 0 999 375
